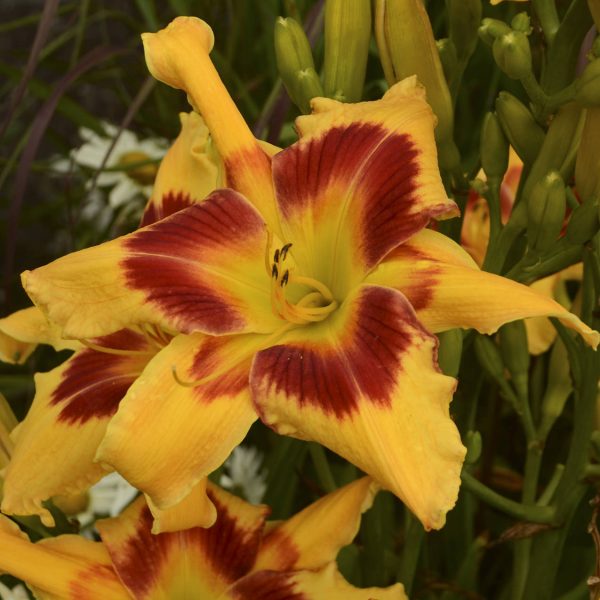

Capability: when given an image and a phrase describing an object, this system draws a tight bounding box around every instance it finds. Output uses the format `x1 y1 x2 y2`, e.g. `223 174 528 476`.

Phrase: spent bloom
7 17 599 534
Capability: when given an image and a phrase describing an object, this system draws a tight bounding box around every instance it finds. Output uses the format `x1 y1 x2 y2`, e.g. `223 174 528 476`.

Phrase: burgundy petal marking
68 564 122 599
140 190 195 227
258 528 301 572
227 571 306 600
273 123 426 268
190 336 251 402
110 496 266 597
224 146 272 195
252 286 434 419
51 329 151 425
123 190 265 335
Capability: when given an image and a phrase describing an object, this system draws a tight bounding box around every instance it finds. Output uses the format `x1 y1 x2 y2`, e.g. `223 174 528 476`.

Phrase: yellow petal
367 228 600 348
0 306 78 364
252 284 465 530
0 515 128 599
225 562 407 599
253 477 378 572
96 332 261 510
142 17 279 231
141 111 222 226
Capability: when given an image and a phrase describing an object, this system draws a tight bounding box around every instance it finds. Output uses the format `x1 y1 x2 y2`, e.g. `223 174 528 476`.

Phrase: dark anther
273 248 280 264
280 243 293 261
281 270 289 287
272 264 279 279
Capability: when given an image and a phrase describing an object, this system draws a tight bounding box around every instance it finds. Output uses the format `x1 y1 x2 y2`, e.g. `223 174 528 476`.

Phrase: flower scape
1 2 600 598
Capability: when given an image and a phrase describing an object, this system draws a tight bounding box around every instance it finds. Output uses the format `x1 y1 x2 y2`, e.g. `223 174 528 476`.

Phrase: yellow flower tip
384 74 427 102
142 17 215 91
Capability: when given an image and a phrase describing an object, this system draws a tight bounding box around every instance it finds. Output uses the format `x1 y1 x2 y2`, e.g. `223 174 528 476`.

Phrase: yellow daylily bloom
0 478 407 599
460 148 583 354
0 110 225 530
19 17 598 532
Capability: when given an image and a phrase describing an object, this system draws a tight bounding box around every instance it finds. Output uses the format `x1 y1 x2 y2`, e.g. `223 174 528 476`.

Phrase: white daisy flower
220 446 268 504
55 122 168 208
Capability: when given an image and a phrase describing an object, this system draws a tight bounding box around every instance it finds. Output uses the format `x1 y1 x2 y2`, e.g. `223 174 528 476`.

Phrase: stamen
272 264 279 279
280 242 293 261
79 339 156 356
281 270 289 287
288 275 335 302
273 248 280 264
264 230 274 276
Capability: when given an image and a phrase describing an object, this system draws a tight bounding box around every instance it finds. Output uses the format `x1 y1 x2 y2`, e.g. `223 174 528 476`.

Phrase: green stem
308 443 337 493
531 0 560 46
461 471 556 523
537 464 565 507
397 510 425 595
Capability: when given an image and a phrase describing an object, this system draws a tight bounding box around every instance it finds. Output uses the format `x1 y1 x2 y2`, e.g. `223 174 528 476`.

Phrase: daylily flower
17 17 599 532
0 477 407 599
461 148 583 354
0 111 222 529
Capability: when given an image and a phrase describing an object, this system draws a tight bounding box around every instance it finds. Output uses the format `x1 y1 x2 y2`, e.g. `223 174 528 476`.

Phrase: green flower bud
437 328 463 377
526 171 567 253
437 38 458 85
565 197 600 245
492 31 532 80
481 112 509 180
495 91 545 165
539 339 572 440
575 59 600 106
322 0 372 103
464 430 482 465
374 0 456 166
447 0 482 62
478 18 511 47
274 17 322 113
576 107 600 202
474 335 505 382
499 321 530 402
293 68 325 114
511 12 532 34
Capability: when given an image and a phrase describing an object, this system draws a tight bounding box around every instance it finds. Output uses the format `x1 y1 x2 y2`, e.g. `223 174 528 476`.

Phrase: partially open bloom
0 478 407 599
15 17 598 533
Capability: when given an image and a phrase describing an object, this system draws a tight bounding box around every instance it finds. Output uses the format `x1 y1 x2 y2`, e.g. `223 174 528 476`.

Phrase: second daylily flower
16 17 598 532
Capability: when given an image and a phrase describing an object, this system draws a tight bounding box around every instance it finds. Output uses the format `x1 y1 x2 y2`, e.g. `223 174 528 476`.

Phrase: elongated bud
447 0 482 62
539 340 572 440
478 18 511 47
576 108 600 202
437 328 463 377
322 0 371 102
274 17 322 113
437 39 458 85
492 31 532 80
495 91 545 164
526 171 566 253
464 431 482 465
474 335 505 382
374 0 457 167
576 59 600 106
481 112 509 180
565 197 600 244
499 321 530 402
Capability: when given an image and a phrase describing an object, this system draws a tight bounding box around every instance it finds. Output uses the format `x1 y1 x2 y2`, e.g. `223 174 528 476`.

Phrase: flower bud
478 18 511 47
437 38 458 85
374 0 456 166
492 31 532 80
447 0 482 62
274 17 322 113
322 0 372 102
565 197 600 245
576 107 600 202
526 171 567 253
495 91 545 164
575 59 600 106
464 431 482 465
539 340 572 440
293 68 325 114
511 12 532 34
499 320 530 402
481 112 509 180
437 328 463 377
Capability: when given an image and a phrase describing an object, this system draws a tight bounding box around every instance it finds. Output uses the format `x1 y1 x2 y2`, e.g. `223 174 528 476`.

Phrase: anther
272 264 279 279
273 249 280 264
281 270 289 287
280 243 293 261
